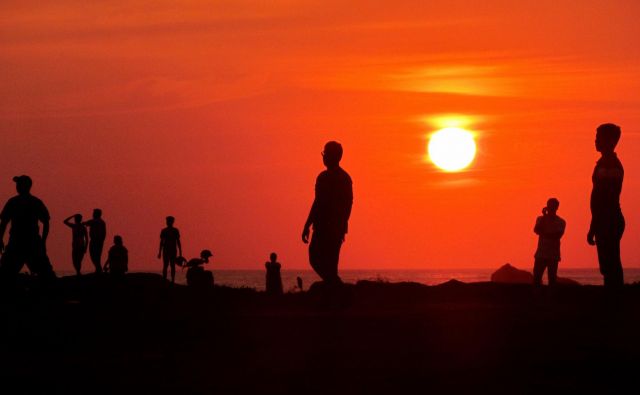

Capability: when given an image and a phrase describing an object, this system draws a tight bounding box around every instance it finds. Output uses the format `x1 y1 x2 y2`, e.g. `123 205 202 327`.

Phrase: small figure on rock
103 235 128 278
265 252 283 295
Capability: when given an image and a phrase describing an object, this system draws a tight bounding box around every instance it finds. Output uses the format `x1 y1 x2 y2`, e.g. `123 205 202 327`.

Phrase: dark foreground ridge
1 274 639 395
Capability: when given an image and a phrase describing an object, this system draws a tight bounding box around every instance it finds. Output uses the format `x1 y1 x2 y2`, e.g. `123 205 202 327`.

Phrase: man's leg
0 242 26 281
72 248 83 276
547 260 558 287
325 237 343 284
25 238 56 280
89 242 103 273
597 237 623 288
532 259 545 286
162 255 169 280
170 256 176 283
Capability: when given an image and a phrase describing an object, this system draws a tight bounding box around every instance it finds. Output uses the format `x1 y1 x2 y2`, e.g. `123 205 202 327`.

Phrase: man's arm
82 227 88 251
534 217 542 235
158 232 164 259
302 198 318 244
0 219 7 252
177 232 182 257
302 176 321 244
63 215 74 228
42 219 49 245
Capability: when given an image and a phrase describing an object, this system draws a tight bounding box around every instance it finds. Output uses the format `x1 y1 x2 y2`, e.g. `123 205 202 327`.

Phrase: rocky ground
1 274 638 394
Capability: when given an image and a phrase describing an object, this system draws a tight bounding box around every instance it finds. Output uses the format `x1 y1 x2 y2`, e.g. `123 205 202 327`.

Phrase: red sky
1 1 640 271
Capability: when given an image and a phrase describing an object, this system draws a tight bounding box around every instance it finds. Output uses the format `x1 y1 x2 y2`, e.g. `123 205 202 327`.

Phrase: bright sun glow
428 127 477 171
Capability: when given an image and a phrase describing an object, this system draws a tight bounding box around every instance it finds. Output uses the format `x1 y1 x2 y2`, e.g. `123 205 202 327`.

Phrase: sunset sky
1 1 639 272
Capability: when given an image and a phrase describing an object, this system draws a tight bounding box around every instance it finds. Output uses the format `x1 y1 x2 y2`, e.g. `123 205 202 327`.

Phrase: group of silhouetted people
532 123 625 288
0 126 628 291
62 210 128 277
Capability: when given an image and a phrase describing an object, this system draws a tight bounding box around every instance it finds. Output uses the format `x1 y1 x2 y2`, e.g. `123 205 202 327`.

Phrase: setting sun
428 127 477 171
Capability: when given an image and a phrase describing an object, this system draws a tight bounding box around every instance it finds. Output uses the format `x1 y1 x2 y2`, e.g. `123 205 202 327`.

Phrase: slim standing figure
533 198 566 286
587 123 625 287
64 214 88 276
83 208 106 274
302 141 353 284
158 216 182 283
265 252 283 295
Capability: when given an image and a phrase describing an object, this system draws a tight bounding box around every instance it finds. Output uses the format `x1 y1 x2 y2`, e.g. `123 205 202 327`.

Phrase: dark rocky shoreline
1 273 638 394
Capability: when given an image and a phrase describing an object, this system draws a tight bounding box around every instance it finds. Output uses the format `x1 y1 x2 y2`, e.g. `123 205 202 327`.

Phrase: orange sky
1 1 640 271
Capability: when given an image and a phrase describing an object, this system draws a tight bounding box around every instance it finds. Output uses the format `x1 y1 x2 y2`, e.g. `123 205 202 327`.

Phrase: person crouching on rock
533 198 566 287
104 235 128 278
265 252 283 295
180 250 214 287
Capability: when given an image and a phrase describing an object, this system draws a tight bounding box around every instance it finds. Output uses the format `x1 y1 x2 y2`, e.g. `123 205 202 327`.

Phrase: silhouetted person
588 123 625 287
296 276 304 291
103 235 128 278
83 208 106 274
302 141 353 284
178 249 213 287
158 216 182 284
533 198 566 287
64 214 88 276
0 175 55 280
265 252 283 295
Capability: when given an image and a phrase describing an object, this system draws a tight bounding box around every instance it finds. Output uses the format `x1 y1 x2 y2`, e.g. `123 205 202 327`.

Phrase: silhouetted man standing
588 123 625 287
64 214 88 276
158 216 182 284
0 176 55 280
83 208 106 274
302 141 353 284
533 198 566 287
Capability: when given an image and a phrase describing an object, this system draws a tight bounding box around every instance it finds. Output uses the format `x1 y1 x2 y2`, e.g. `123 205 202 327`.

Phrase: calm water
126 268 640 291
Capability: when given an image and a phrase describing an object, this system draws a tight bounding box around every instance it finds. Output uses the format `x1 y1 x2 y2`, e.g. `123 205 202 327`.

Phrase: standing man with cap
302 141 353 284
0 175 55 280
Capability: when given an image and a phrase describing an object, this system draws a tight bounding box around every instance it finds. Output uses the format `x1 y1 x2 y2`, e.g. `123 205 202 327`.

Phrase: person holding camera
533 198 566 287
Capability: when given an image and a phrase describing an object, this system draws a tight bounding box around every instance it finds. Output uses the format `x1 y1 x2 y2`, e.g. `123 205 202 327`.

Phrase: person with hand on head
64 213 88 276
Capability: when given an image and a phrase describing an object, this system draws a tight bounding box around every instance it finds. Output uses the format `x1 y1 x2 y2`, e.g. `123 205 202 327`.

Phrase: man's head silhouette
270 252 277 262
13 175 32 195
322 141 343 168
74 214 83 223
166 216 175 226
114 235 123 246
596 123 621 153
93 209 102 219
546 198 559 214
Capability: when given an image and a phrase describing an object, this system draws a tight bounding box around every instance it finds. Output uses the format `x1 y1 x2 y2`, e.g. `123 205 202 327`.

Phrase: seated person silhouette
587 123 625 287
83 208 106 274
64 214 88 276
0 175 56 281
158 216 182 284
177 249 213 287
265 252 283 295
533 198 566 286
103 235 128 277
302 141 353 285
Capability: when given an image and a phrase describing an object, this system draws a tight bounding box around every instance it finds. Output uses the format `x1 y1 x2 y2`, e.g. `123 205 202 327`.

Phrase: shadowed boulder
491 263 533 284
491 263 580 285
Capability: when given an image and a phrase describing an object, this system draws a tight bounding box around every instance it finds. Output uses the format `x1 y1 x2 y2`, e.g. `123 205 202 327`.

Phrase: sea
123 268 640 291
